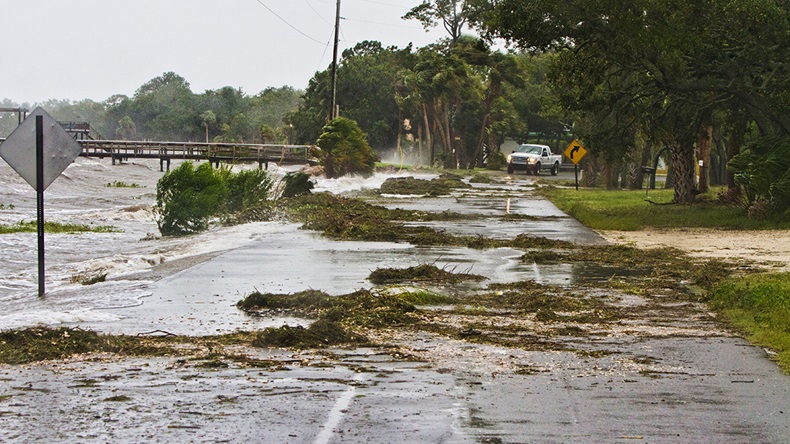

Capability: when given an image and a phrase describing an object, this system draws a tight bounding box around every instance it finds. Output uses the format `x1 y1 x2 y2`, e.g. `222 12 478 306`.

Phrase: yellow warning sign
563 140 587 165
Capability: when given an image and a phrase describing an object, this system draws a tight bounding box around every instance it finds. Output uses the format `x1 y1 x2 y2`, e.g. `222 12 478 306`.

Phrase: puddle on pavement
371 185 603 244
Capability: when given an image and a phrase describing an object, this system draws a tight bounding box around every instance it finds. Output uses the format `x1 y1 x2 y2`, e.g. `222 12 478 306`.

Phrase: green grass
0 221 120 234
538 187 790 230
708 273 790 372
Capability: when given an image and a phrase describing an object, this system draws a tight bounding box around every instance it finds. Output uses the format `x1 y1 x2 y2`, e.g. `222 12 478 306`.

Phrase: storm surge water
1 157 601 335
0 158 428 333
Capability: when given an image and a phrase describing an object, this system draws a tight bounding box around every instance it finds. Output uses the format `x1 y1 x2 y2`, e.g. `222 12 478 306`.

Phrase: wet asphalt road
1 171 789 443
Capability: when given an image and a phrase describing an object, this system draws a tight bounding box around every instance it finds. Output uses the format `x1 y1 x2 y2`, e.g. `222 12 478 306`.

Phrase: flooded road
1 159 788 443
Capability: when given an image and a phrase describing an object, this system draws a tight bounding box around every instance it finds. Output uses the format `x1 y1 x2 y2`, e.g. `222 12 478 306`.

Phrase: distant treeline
0 75 304 145
0 39 570 170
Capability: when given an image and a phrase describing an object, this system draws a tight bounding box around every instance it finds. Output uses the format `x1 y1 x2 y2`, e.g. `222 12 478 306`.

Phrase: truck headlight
506 154 512 163
528 158 537 164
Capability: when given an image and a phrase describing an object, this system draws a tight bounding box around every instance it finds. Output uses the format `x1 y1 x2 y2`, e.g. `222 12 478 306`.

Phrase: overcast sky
2 0 450 104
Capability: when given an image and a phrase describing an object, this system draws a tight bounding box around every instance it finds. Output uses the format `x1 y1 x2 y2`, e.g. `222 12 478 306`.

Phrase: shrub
281 171 314 198
156 162 227 236
156 162 276 236
727 136 790 218
486 151 507 170
316 117 378 178
226 168 274 212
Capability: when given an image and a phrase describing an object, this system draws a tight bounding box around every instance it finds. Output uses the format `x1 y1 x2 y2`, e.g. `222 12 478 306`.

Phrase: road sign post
563 140 588 190
36 116 45 296
0 107 83 297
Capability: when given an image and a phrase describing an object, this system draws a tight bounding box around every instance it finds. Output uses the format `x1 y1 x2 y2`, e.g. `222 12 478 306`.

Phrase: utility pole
330 0 341 120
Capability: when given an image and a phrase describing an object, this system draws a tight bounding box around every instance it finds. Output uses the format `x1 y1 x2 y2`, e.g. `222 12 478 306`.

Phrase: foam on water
314 170 436 195
0 308 122 330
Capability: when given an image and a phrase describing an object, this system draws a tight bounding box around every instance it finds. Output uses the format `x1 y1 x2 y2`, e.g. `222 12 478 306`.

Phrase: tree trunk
629 141 653 189
697 124 712 193
434 101 453 167
671 140 696 204
474 113 490 168
324 151 335 179
604 162 615 190
444 104 454 167
710 131 727 185
396 109 403 166
417 121 424 166
422 103 433 166
727 117 747 191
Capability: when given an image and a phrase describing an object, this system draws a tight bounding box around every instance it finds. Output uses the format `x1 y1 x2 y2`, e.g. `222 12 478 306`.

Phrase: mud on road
1 172 789 443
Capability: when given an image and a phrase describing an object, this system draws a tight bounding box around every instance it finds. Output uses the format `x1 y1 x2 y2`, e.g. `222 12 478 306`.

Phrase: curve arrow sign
563 140 587 165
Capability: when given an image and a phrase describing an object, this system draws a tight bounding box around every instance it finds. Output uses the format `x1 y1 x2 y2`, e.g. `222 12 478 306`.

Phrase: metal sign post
36 116 45 296
0 107 83 297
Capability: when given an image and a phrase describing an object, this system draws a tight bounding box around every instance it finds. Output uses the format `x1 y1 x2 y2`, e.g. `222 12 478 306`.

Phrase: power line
253 0 326 45
304 0 332 25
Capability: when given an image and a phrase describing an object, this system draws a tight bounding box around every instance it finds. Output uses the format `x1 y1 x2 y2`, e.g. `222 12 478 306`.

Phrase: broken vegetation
368 264 486 285
378 174 470 196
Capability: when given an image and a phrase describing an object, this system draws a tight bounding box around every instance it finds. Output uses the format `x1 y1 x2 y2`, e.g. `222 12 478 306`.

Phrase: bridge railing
79 140 314 163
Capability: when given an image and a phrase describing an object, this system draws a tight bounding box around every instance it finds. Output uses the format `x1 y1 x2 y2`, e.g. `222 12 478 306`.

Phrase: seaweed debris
368 264 487 285
379 174 470 196
240 289 421 349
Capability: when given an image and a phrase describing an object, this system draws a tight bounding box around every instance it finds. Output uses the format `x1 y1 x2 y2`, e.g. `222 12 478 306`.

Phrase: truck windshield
516 145 544 154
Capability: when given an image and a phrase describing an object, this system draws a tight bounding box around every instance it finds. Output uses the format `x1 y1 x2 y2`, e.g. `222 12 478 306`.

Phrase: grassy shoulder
539 185 790 371
538 186 790 230
708 273 790 372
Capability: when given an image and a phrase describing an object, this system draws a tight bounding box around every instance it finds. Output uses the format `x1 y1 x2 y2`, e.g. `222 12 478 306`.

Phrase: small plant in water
105 181 143 188
71 272 108 286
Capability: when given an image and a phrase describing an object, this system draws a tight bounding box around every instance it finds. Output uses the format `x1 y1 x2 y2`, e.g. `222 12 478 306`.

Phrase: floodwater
0 157 604 335
2 158 789 443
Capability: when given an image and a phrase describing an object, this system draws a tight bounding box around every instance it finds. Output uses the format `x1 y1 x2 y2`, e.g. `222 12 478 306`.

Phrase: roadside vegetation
538 187 790 231
708 273 790 371
155 162 274 236
535 182 790 370
0 221 118 234
316 117 378 179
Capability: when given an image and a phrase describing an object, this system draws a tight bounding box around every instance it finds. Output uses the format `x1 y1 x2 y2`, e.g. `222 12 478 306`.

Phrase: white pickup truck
506 144 562 175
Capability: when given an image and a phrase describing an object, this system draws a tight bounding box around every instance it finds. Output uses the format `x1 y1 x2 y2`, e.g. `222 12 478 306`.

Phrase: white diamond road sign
0 107 82 191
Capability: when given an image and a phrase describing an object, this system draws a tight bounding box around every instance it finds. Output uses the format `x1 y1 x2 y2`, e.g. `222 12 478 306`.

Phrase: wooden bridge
3 118 317 171
71 140 315 171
